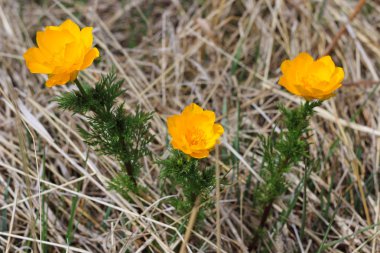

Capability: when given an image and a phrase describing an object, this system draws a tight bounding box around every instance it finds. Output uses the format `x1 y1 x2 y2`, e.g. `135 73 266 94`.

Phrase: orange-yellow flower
23 19 99 87
167 103 224 159
278 52 344 100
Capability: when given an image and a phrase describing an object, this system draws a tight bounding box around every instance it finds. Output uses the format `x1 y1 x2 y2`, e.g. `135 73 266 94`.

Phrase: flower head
23 19 99 87
279 52 344 100
167 103 224 159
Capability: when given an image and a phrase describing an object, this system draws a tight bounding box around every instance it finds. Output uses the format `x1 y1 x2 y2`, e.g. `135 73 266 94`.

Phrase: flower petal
36 30 72 54
183 103 204 115
280 60 291 74
213 123 224 136
278 52 344 100
331 67 345 85
23 48 53 73
167 103 224 159
24 19 99 87
60 19 81 39
46 73 71 87
81 27 94 49
316 56 335 76
190 150 209 159
80 48 99 70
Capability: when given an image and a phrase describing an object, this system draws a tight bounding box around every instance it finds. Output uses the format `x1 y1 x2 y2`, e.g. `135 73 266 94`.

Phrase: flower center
187 128 207 146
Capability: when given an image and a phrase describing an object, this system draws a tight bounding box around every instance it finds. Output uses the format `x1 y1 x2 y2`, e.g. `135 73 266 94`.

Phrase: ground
0 0 379 252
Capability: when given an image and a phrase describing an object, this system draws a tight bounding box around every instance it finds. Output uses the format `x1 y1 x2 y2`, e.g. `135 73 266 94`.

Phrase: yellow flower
278 52 344 100
167 103 224 159
23 19 99 87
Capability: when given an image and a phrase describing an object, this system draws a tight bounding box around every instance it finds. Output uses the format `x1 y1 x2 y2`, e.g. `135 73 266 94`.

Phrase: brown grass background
0 0 379 252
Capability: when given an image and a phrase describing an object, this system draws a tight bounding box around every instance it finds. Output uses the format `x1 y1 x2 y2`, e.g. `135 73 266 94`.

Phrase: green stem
250 101 322 251
300 161 310 239
74 79 86 96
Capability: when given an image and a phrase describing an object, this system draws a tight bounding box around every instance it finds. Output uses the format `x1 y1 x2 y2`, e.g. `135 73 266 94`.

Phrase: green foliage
41 150 48 253
56 73 124 114
66 194 79 245
250 101 322 251
159 150 215 216
253 101 321 209
108 171 145 197
56 71 153 194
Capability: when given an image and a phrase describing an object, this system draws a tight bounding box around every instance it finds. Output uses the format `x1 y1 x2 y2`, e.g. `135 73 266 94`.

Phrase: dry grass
1 0 380 252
